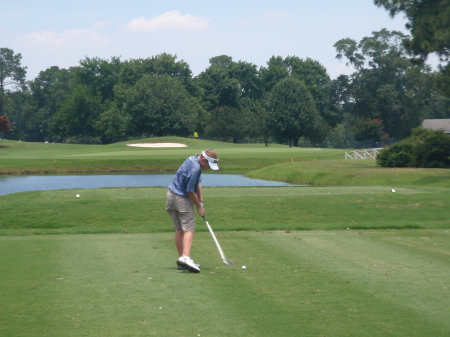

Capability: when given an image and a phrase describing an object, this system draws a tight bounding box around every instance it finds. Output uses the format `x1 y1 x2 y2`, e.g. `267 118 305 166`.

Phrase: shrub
413 131 450 168
377 143 414 167
377 127 450 168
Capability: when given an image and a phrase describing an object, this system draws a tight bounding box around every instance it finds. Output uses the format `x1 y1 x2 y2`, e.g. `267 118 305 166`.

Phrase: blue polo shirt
168 155 202 197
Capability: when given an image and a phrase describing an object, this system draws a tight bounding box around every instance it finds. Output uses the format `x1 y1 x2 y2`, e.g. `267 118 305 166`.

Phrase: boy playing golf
165 149 219 273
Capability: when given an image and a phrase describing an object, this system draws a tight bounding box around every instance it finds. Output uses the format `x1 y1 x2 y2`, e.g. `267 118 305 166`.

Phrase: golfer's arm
196 183 203 203
187 191 202 208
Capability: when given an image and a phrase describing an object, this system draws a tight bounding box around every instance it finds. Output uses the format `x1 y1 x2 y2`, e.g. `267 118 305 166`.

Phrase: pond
0 173 295 196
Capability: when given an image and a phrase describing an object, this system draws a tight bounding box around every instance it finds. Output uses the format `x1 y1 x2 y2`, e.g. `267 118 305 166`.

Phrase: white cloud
125 11 210 32
25 29 107 46
91 19 113 31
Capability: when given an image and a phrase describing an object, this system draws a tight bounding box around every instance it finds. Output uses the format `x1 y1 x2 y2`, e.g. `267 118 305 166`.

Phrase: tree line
1 27 449 147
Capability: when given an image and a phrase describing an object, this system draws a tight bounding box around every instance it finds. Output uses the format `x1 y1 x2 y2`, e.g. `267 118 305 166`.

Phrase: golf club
202 216 234 266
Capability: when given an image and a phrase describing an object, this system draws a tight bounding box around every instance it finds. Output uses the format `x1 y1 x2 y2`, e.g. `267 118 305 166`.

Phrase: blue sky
1 0 422 81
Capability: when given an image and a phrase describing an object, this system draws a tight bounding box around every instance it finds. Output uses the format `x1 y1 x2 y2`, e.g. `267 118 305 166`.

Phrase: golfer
166 149 219 273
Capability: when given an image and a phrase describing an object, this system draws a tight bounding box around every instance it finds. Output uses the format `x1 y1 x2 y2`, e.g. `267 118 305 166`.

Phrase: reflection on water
0 173 293 196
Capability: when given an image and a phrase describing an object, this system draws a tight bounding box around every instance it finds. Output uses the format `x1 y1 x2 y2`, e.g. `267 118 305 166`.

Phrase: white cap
202 150 219 170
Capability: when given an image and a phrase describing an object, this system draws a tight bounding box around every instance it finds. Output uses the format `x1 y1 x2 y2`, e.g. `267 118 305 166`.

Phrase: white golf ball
391 189 395 193
76 194 80 198
242 266 246 270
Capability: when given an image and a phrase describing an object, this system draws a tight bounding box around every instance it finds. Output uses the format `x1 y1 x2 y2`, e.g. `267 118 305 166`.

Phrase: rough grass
1 186 449 235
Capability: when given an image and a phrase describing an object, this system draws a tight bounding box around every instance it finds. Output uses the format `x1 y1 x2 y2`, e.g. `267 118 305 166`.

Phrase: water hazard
0 173 293 196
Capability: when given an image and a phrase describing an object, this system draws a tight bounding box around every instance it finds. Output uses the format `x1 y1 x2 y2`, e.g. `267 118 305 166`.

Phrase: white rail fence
345 148 382 160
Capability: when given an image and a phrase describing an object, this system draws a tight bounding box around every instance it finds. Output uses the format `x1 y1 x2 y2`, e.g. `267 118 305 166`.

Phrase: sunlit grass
0 137 345 174
248 160 450 188
1 138 450 336
1 186 449 235
1 230 449 336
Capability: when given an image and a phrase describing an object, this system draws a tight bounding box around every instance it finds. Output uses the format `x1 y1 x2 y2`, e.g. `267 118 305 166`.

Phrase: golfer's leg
175 229 184 257
178 202 195 257
182 231 194 257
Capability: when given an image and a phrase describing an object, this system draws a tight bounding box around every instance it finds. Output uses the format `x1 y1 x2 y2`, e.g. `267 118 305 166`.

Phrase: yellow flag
194 132 199 138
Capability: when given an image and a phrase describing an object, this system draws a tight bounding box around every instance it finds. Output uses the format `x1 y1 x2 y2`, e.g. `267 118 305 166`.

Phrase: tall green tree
198 56 263 142
205 106 247 143
74 56 122 103
197 64 240 110
29 66 74 114
405 66 450 119
230 60 262 100
260 56 340 129
0 48 27 115
119 53 198 96
241 97 272 146
374 0 450 97
197 55 262 108
209 55 234 67
49 85 102 143
266 77 322 147
334 29 440 141
123 75 196 137
2 90 38 141
27 66 74 141
259 56 289 93
96 102 127 143
286 56 341 127
197 56 241 110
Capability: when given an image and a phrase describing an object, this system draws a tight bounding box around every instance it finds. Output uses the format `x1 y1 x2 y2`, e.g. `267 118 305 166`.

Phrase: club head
223 259 235 266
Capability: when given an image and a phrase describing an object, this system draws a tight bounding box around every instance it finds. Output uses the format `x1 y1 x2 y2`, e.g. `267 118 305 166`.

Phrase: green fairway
1 230 449 336
0 137 344 174
1 138 450 336
1 185 449 335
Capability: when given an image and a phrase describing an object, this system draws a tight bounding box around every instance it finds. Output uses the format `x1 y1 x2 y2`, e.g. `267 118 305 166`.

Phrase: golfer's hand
197 205 205 217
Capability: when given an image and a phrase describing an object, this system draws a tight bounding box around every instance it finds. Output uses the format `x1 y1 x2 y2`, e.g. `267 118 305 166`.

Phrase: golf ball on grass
76 194 80 198
242 266 246 270
391 189 395 193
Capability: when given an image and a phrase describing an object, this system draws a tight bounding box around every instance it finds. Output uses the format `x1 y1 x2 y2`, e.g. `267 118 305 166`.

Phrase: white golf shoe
177 263 201 270
177 257 200 273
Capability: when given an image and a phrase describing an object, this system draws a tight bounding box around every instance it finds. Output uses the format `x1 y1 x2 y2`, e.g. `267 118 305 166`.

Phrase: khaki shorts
165 190 196 232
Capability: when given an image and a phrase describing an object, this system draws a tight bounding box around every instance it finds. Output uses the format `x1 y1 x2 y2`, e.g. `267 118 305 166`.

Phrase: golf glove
199 202 204 208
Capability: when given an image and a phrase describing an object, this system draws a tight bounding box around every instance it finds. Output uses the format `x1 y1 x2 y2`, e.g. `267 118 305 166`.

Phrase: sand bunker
127 142 187 148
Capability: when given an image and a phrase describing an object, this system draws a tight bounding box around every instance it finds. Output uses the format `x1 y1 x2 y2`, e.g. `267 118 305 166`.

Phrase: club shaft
206 221 227 260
